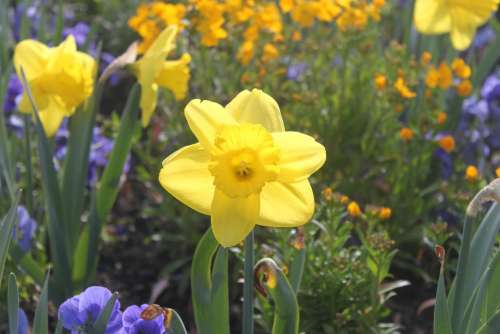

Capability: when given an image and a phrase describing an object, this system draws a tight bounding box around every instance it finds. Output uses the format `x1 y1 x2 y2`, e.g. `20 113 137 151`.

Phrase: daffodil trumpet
159 88 326 247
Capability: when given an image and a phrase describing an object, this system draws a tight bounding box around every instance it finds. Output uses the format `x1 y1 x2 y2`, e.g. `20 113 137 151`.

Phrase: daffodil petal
414 0 452 34
184 99 237 151
39 98 68 137
145 25 177 58
13 40 50 81
159 143 214 215
226 89 285 133
156 53 191 100
449 23 475 51
258 180 314 227
140 82 159 127
272 131 326 182
211 189 258 247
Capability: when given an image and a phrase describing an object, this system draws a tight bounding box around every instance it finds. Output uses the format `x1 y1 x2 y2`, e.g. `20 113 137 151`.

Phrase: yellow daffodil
414 0 500 50
13 35 96 137
131 26 191 126
159 89 326 247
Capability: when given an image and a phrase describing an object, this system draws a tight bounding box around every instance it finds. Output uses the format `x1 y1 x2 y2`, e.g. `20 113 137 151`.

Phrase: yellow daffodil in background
159 89 326 247
414 0 500 50
13 35 96 137
131 25 191 126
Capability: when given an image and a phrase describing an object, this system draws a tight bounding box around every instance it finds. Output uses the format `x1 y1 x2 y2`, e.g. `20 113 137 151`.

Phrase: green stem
243 230 254 334
23 115 33 213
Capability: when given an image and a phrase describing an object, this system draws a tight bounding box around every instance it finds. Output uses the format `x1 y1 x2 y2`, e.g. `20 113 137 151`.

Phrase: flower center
209 123 280 198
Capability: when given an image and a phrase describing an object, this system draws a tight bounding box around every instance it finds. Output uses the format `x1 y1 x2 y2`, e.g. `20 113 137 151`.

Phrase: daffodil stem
23 114 33 213
243 230 254 334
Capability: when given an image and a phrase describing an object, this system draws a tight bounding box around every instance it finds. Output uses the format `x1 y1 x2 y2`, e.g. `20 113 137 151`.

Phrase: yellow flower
292 31 302 41
438 63 452 89
394 77 416 99
13 35 96 137
280 0 295 12
456 80 473 97
132 26 191 126
158 89 326 247
465 165 479 182
438 135 455 153
379 207 392 220
437 111 447 125
496 167 500 178
291 1 317 27
339 194 350 204
194 0 228 47
321 187 333 201
414 0 500 50
237 41 255 65
399 127 414 141
425 67 440 88
262 43 279 63
347 201 361 217
451 58 471 79
374 74 387 90
421 51 432 65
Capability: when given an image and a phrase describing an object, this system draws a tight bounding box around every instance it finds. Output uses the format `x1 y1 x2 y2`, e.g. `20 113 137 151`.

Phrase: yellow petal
140 82 159 127
184 99 237 151
414 0 451 34
144 25 177 59
449 22 475 51
272 131 326 182
13 39 50 81
156 53 191 100
159 143 214 215
226 89 285 133
211 189 258 247
258 180 314 227
39 97 69 137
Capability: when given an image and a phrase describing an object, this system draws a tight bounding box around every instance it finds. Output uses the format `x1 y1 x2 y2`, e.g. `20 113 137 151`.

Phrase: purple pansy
58 286 122 334
13 206 37 252
434 148 453 180
120 304 167 334
18 308 29 334
287 63 307 81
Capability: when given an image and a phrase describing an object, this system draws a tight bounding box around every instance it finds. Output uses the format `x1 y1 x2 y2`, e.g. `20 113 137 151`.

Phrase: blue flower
13 206 37 252
121 304 168 334
58 286 122 334
472 25 496 49
287 63 307 81
18 308 29 334
3 74 23 113
63 22 91 47
434 148 453 179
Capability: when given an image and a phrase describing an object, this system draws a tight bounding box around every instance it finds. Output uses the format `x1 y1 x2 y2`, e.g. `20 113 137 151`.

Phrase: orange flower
465 165 479 182
451 58 471 79
421 51 432 65
374 74 387 90
394 77 416 99
348 201 362 217
438 63 452 89
400 127 414 141
379 207 392 220
322 187 333 201
437 112 447 125
456 80 473 97
439 135 455 153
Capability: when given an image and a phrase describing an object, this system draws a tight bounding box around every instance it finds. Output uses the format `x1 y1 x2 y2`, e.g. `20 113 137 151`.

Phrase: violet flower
121 304 167 334
58 286 122 334
18 308 29 334
287 63 307 81
63 22 91 47
13 206 37 252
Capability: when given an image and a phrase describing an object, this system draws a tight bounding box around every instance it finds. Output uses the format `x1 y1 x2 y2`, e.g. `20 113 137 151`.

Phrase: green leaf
255 258 299 334
482 251 500 323
92 292 119 334
9 244 45 286
434 266 452 334
19 69 72 302
289 248 306 294
472 21 500 88
464 268 490 334
32 273 50 334
165 308 188 334
477 308 500 334
0 193 20 288
8 273 19 334
191 228 230 334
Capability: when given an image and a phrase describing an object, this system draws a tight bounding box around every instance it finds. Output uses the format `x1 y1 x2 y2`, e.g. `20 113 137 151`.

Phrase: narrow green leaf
483 251 500 322
465 268 490 334
165 309 188 334
54 320 63 334
289 248 306 294
92 292 119 334
255 258 299 334
0 193 20 288
191 228 230 334
242 230 254 334
8 273 19 334
9 244 45 286
32 273 50 334
19 69 72 302
53 0 64 44
472 22 500 87
434 267 452 334
477 308 500 334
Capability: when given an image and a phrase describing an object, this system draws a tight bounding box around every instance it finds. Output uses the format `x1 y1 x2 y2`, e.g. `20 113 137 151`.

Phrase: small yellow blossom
496 167 500 178
399 127 414 141
374 74 387 90
421 51 432 65
438 63 452 89
439 135 455 153
456 80 473 97
425 67 440 88
237 41 255 65
132 26 191 126
194 0 228 47
291 1 317 28
414 0 500 50
322 187 333 201
347 201 362 217
437 112 447 125
451 58 471 79
280 0 295 12
394 77 416 99
339 194 350 204
262 43 279 63
158 89 326 246
465 165 479 182
379 207 392 220
14 36 96 137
